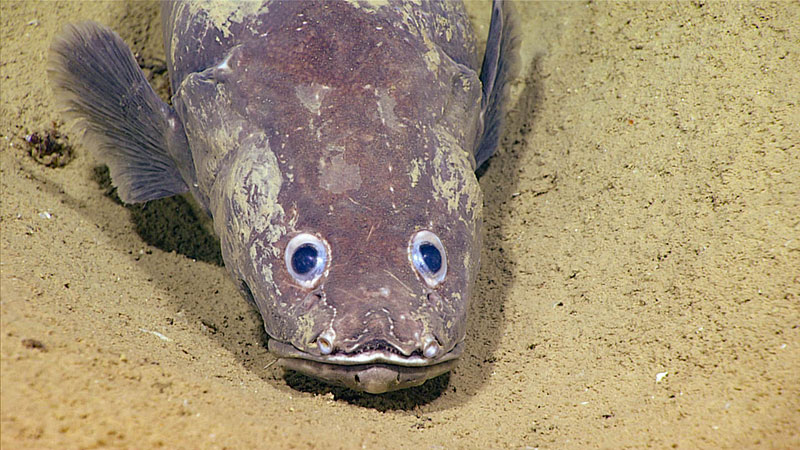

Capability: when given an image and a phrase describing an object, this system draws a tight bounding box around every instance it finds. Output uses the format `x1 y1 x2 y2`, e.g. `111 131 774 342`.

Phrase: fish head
265 137 485 393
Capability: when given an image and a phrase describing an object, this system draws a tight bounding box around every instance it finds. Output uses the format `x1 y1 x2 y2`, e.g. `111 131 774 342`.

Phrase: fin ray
475 0 521 169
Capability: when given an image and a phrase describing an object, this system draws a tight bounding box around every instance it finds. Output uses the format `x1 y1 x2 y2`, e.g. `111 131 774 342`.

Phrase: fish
48 0 519 394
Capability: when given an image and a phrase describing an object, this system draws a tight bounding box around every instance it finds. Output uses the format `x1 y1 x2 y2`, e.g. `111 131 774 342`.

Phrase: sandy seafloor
1 1 798 448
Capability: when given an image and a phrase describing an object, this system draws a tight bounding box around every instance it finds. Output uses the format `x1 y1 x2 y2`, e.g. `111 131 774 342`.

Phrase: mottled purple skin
160 1 487 393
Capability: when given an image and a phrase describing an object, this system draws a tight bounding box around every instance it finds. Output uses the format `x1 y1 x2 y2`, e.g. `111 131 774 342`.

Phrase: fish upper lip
268 339 464 367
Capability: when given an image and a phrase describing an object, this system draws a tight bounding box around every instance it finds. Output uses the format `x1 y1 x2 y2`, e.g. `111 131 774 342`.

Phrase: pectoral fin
475 0 521 169
48 22 194 203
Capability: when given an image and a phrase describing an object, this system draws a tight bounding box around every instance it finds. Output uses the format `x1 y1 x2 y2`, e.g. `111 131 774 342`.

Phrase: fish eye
285 233 329 288
409 230 447 287
292 245 318 275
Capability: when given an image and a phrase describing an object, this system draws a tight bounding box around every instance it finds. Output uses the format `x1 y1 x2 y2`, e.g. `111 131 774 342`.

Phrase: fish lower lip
267 341 463 393
281 359 458 394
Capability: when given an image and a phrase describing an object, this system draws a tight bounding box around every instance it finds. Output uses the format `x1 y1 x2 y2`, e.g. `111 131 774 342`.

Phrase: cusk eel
49 0 519 394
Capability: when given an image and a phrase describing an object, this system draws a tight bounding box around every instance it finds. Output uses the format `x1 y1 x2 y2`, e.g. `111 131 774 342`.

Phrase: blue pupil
419 243 442 273
292 244 319 275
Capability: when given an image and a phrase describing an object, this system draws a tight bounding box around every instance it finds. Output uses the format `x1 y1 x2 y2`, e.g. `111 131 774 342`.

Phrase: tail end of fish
48 21 193 204
475 0 522 169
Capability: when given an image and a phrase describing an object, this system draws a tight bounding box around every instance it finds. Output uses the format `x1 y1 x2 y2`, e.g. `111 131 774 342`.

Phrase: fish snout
311 282 446 362
269 281 464 394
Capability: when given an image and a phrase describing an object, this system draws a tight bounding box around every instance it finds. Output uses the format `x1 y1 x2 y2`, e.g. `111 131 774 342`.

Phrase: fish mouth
268 340 463 394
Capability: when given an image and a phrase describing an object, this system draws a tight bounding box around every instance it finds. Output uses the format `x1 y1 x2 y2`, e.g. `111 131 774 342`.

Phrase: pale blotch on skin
343 0 390 12
408 157 423 188
391 2 422 40
435 15 453 42
430 125 482 217
250 246 279 297
222 133 286 259
318 144 362 194
375 88 401 130
183 1 269 38
166 2 268 67
214 133 287 306
175 70 245 199
421 36 441 73
295 83 332 116
291 313 319 352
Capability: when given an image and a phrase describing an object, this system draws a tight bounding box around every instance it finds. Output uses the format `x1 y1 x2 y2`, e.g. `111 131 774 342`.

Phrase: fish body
49 0 518 393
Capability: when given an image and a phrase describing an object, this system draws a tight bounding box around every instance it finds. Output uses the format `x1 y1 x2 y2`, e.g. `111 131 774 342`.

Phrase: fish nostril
317 330 335 355
300 290 323 309
317 337 333 355
422 335 440 359
426 292 442 307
